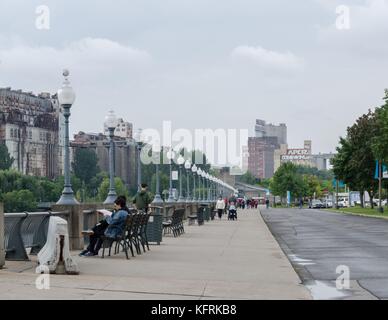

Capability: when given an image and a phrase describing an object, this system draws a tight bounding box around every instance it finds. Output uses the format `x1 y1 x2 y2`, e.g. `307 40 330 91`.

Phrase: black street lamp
104 110 118 204
56 70 79 205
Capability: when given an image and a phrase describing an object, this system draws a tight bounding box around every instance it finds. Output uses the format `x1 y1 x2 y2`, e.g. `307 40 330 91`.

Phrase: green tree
372 89 388 163
238 171 259 185
0 144 14 170
72 148 100 185
270 163 305 202
97 177 128 201
2 189 37 213
332 110 379 207
303 175 321 200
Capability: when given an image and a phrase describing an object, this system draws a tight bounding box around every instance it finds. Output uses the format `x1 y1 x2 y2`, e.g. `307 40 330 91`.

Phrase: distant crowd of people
215 195 262 221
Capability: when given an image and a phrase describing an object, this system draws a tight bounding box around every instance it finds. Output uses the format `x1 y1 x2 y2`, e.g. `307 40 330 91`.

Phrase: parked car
322 199 333 208
309 199 324 209
337 199 348 208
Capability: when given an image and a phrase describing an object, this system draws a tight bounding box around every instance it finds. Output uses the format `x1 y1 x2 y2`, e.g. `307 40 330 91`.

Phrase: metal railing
4 211 69 261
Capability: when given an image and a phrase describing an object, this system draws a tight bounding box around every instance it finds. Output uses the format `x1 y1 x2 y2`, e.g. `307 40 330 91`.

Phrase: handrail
4 210 70 261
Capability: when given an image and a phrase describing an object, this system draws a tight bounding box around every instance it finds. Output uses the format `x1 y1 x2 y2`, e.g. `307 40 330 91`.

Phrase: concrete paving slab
0 209 311 300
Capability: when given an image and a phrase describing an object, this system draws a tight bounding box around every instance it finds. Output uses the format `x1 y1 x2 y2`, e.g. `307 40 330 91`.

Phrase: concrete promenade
0 209 311 300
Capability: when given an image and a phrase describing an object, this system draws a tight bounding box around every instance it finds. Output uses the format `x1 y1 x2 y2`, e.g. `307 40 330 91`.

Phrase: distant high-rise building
248 136 279 179
255 119 287 145
247 119 287 179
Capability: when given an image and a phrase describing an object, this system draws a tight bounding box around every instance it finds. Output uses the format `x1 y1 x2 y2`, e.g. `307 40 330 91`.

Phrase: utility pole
336 180 339 210
379 160 384 213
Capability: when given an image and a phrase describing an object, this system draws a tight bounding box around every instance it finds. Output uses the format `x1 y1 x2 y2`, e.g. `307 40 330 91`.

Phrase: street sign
172 171 178 181
332 179 345 188
287 191 291 205
374 161 388 179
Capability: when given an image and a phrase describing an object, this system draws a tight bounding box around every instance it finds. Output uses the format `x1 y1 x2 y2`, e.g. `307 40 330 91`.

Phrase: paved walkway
0 209 311 300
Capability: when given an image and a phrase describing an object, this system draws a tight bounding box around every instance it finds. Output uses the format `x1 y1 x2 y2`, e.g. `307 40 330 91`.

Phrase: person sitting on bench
80 196 129 257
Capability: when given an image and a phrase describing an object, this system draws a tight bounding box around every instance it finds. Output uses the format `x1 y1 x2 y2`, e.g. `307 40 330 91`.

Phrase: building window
10 128 13 138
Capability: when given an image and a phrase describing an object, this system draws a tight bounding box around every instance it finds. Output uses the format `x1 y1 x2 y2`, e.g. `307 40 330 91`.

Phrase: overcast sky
1 0 388 157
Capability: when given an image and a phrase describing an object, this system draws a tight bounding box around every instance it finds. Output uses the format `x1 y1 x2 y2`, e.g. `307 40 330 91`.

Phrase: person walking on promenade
80 196 129 257
216 196 226 219
228 202 237 220
265 198 270 209
224 197 228 215
299 198 304 209
133 183 153 212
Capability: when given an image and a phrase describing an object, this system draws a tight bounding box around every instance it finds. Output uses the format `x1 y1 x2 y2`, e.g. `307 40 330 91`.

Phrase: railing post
0 203 4 268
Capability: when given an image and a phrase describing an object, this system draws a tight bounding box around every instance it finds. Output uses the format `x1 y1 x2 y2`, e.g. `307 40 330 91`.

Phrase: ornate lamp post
185 160 192 202
209 175 214 201
152 145 163 204
205 173 210 202
103 110 118 204
191 164 197 202
197 168 203 202
177 154 185 202
203 172 208 202
57 70 79 205
134 128 143 192
166 149 176 202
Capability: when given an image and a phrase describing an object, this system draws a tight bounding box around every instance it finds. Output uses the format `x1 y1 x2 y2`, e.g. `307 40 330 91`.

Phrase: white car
337 199 348 208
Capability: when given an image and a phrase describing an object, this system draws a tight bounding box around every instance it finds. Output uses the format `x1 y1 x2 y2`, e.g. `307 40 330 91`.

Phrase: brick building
248 136 280 179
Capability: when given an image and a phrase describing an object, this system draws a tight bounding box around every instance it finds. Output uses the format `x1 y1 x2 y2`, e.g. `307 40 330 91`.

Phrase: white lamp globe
57 69 76 105
177 154 185 166
166 149 175 160
105 110 118 129
134 128 143 142
192 164 197 173
184 160 191 170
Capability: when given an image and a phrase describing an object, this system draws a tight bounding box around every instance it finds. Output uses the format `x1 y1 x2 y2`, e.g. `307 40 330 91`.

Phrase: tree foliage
72 147 100 185
270 163 305 199
332 109 380 207
0 144 14 170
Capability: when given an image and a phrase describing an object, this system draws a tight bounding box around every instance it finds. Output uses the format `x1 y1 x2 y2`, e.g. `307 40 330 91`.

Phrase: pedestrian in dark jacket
133 183 153 212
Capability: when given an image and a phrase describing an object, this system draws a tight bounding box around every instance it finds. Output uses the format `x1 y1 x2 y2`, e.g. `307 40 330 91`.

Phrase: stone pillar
0 203 5 268
52 204 84 251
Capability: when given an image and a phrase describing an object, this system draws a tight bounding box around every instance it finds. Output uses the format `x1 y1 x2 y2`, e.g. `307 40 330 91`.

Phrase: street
260 207 388 299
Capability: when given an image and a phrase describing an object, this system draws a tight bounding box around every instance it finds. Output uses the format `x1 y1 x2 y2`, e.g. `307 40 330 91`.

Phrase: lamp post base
104 191 117 205
56 188 79 205
152 194 164 204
